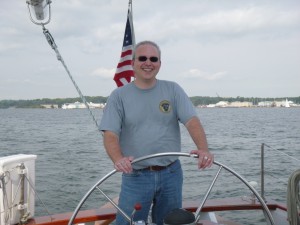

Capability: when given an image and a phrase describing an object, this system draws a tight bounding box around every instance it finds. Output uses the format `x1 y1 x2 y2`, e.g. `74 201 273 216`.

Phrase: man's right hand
114 156 134 173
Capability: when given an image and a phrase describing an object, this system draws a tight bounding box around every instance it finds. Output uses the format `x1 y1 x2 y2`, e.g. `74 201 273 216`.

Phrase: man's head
132 41 161 86
133 41 161 61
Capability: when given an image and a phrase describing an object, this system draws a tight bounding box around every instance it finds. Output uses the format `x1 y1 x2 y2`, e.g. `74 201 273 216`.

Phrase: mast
129 0 135 46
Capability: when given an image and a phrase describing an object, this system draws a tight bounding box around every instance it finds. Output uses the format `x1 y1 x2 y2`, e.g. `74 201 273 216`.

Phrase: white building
229 101 253 107
62 101 106 109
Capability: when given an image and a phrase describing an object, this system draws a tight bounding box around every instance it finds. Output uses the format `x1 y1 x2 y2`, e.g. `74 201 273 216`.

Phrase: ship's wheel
68 152 275 225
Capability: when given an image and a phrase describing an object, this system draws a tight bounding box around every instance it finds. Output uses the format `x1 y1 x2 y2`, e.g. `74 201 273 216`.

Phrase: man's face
132 44 161 82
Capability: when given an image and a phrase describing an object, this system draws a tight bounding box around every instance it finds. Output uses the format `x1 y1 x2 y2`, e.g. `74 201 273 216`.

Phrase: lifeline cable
264 143 300 163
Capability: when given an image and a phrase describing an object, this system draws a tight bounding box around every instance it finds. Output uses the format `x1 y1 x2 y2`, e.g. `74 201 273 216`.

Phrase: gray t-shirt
99 79 196 169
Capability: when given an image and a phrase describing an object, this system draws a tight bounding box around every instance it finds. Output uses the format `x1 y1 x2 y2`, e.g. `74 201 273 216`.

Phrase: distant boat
285 98 290 108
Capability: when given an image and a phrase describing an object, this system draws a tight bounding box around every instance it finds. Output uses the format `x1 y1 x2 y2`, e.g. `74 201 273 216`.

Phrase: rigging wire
41 25 100 131
27 0 100 131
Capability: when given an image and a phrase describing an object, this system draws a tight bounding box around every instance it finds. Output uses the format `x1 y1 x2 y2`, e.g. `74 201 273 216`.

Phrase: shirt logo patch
159 100 171 113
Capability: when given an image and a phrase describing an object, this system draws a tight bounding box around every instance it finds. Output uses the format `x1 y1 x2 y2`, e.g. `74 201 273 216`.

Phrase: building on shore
229 101 253 107
205 101 253 108
61 101 106 109
258 99 295 107
199 99 297 108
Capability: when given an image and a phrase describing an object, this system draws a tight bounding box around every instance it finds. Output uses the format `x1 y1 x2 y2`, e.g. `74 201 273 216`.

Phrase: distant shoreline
0 96 299 109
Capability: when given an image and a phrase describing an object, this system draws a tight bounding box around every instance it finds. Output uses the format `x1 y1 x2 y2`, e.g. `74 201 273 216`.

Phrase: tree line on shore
0 96 299 109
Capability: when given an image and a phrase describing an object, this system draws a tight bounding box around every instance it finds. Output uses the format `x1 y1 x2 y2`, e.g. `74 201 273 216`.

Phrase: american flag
113 7 135 87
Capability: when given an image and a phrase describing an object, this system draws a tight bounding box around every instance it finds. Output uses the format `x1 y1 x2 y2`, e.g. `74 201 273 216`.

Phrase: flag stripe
117 60 132 69
118 52 133 64
120 50 132 58
115 65 133 74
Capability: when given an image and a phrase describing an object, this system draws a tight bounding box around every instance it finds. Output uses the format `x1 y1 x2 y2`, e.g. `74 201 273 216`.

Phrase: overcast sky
1 0 299 100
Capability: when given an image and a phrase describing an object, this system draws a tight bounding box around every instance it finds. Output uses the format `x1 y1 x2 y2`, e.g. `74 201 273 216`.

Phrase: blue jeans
116 160 183 225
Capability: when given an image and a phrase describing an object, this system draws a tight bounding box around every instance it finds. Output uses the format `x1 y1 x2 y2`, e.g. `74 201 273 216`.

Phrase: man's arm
185 116 214 169
103 130 133 173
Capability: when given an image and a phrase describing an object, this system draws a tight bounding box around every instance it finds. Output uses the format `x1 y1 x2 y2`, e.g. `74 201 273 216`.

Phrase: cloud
0 42 22 52
91 67 115 79
0 27 23 52
182 69 227 81
136 4 300 43
1 0 299 99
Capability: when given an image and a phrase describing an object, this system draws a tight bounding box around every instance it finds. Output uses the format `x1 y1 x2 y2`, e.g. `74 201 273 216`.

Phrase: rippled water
1 107 299 224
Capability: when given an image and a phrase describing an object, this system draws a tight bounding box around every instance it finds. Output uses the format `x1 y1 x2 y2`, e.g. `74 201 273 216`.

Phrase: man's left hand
190 150 214 169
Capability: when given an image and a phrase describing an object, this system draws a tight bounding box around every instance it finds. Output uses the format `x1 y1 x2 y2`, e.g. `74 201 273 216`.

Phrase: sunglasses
137 56 159 62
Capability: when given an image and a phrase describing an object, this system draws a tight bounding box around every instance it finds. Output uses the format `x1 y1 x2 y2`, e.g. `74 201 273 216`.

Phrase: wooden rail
26 197 287 225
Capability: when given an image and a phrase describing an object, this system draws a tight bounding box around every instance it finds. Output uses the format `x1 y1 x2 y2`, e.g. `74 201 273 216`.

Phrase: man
99 40 213 225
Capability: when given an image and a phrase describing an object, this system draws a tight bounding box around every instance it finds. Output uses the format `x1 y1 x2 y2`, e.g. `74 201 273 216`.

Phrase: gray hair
133 40 161 60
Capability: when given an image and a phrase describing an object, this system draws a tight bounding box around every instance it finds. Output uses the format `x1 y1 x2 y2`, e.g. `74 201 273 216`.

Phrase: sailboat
285 99 291 108
1 1 299 225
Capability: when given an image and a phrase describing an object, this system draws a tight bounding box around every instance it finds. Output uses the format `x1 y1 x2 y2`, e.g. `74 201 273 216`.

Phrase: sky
1 0 300 100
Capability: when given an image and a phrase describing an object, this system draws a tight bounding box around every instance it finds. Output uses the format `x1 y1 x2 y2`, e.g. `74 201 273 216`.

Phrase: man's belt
140 161 176 171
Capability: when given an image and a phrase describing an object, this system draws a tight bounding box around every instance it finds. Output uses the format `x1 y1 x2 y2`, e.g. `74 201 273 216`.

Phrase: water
1 107 299 224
